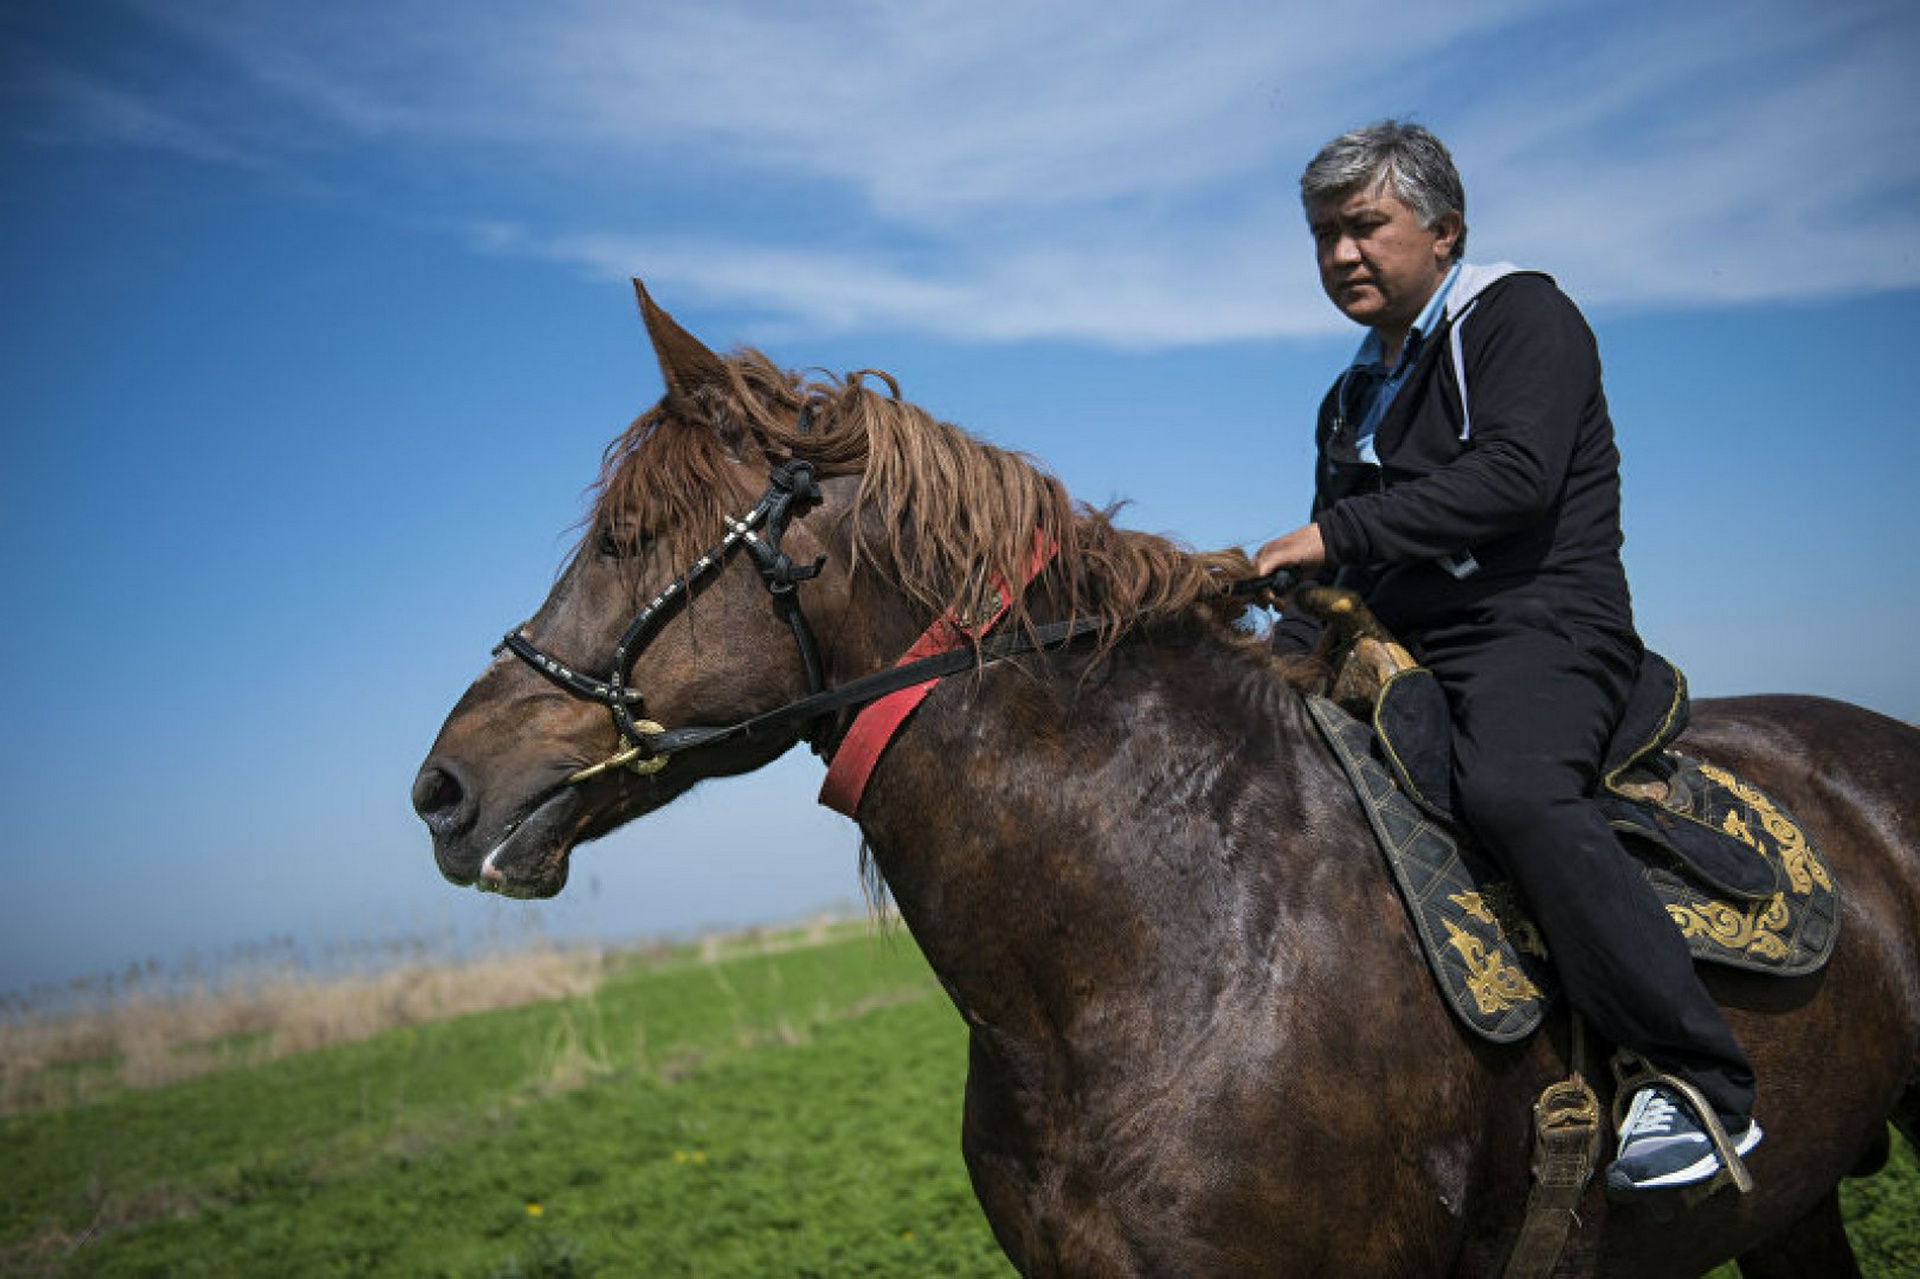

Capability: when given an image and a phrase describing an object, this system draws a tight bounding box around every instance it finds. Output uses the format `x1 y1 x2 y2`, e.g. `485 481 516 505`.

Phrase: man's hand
1254 524 1327 577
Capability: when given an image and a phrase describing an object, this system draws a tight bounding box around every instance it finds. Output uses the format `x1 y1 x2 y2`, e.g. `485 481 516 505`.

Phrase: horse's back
1681 692 1920 889
1666 694 1920 1231
1683 692 1918 773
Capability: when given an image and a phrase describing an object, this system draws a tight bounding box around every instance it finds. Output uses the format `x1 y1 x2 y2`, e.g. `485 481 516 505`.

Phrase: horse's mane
588 348 1259 645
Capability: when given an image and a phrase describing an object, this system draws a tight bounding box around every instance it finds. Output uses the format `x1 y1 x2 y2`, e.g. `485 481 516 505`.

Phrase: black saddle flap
1603 650 1691 779
1370 650 1777 901
1602 760 1781 901
1374 667 1453 820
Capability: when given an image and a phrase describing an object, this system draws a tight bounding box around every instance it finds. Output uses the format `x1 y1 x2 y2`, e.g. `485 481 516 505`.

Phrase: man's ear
1431 211 1465 263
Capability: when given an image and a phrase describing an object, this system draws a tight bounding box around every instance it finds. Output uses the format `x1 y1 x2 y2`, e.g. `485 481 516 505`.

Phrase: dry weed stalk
0 946 607 1114
0 911 880 1115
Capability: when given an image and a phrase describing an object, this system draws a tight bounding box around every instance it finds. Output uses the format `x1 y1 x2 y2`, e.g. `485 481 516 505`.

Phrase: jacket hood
1442 262 1528 323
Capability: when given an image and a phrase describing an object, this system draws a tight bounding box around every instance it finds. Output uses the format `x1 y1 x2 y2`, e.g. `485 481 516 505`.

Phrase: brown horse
414 285 1920 1277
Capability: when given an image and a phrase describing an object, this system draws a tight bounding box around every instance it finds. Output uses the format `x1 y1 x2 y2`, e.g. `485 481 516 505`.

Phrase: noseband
497 457 830 783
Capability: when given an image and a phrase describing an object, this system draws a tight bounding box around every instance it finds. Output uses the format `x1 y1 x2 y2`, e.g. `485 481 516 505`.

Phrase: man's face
1307 186 1460 337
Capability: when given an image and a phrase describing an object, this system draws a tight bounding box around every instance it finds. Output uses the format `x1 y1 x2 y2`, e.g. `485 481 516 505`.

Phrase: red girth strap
818 534 1055 817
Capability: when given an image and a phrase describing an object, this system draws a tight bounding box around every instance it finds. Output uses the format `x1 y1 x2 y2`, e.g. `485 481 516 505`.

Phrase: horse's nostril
412 762 472 833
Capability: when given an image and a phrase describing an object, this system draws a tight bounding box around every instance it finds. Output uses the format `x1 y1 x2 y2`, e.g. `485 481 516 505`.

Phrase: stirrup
1609 1054 1755 1204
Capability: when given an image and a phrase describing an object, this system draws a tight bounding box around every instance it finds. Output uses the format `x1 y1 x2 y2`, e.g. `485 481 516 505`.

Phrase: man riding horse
1255 120 1761 1198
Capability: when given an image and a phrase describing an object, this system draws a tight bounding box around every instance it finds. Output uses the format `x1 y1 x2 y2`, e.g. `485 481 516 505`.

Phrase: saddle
1295 588 1839 1044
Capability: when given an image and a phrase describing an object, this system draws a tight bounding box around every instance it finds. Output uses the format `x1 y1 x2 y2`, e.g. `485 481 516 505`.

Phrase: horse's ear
634 279 729 404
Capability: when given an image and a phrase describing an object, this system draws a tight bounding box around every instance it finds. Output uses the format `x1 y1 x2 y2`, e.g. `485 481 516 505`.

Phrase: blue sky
3 0 1916 997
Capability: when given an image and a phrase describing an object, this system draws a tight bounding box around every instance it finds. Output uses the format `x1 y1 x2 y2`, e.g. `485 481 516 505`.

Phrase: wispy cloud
1452 2 1920 310
25 0 1920 344
10 62 267 168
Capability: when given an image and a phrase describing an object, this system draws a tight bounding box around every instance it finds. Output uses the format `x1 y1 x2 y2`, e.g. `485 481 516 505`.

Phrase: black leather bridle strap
602 459 823 748
1226 568 1297 598
740 461 827 701
497 633 648 705
495 459 826 726
642 613 1112 759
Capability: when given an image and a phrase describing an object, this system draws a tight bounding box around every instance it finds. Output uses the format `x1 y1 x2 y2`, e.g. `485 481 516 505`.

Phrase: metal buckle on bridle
564 732 671 783
496 447 828 785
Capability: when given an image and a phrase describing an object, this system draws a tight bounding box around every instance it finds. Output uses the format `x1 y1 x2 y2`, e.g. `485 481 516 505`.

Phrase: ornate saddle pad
1305 694 1840 1044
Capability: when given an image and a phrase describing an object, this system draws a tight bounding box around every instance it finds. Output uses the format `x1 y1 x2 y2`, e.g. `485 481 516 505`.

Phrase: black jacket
1308 270 1637 646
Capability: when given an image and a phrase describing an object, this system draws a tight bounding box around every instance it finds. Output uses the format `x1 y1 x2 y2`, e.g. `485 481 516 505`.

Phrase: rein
497 452 1289 794
646 613 1107 765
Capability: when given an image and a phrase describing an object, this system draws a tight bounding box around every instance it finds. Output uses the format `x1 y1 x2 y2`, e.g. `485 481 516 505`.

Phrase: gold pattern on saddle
1452 887 1549 959
1652 763 1832 963
1443 917 1546 1016
1666 896 1794 962
1698 764 1831 895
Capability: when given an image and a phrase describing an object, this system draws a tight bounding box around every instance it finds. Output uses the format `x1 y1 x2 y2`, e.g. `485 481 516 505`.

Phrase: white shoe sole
1610 1122 1763 1192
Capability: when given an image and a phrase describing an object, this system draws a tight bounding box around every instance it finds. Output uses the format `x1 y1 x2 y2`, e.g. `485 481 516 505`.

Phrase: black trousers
1416 615 1757 1120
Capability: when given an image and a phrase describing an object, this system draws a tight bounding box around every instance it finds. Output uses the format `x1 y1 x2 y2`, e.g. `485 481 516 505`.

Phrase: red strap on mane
818 534 1055 817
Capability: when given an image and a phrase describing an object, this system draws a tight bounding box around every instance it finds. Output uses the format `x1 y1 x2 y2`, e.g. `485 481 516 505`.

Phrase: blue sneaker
1604 1086 1761 1197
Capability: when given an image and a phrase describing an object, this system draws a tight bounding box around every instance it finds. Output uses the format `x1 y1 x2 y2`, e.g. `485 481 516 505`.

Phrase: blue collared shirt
1341 262 1461 465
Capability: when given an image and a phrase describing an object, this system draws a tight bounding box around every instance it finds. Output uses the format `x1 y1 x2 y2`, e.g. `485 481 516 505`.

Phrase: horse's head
413 283 1255 897
411 284 863 897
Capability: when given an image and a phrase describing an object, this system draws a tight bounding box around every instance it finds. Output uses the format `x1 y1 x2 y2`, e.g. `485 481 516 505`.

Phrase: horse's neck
853 625 1325 1043
818 566 938 689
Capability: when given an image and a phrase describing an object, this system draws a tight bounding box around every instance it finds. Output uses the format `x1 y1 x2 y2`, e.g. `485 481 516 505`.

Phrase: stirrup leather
1503 1017 1603 1279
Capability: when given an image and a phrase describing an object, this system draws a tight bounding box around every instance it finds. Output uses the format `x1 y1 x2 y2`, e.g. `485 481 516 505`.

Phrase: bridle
496 441 1295 790
497 456 832 784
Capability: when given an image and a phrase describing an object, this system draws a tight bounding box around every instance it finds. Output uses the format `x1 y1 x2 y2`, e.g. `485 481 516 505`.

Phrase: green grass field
5 923 1914 1276
3 924 1010 1277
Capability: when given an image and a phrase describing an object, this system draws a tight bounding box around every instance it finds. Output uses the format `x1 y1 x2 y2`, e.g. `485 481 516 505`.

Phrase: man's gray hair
1301 120 1468 259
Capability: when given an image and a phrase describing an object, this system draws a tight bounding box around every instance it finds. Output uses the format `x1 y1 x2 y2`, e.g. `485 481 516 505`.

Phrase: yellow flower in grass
525 1202 544 1217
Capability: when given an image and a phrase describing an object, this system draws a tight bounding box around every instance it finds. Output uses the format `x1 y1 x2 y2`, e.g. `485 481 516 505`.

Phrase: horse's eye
596 528 652 560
